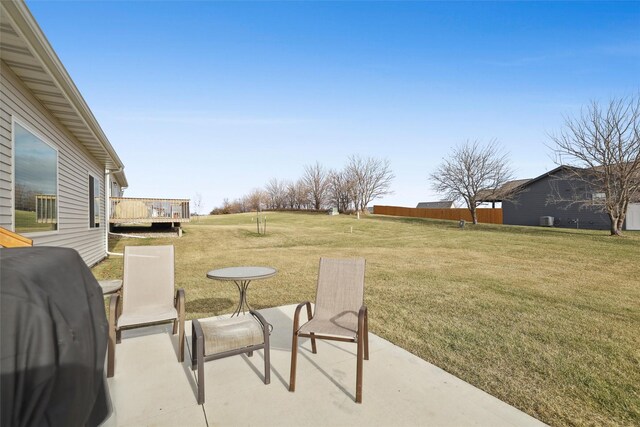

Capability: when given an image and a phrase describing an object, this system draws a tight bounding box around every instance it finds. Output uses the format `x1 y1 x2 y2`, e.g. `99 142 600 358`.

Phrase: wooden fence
373 205 503 224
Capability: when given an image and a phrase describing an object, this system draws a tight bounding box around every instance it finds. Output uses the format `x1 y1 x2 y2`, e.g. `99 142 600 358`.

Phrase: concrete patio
104 304 545 427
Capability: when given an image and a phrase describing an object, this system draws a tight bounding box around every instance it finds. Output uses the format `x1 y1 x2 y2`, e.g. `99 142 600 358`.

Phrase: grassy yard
15 209 56 233
92 212 640 426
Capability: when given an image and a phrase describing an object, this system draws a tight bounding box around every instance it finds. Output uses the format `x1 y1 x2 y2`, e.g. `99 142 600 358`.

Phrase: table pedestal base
232 280 252 317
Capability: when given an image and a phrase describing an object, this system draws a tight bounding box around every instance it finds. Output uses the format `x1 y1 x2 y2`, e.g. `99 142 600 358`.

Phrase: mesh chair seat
192 312 271 404
298 316 357 339
117 307 178 328
289 257 369 403
199 316 265 356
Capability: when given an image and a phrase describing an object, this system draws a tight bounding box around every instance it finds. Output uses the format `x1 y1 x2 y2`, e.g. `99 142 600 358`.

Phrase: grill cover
1 247 110 427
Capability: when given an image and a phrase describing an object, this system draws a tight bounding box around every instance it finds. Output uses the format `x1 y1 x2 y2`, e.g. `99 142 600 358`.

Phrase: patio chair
191 311 271 404
289 257 368 403
107 245 185 378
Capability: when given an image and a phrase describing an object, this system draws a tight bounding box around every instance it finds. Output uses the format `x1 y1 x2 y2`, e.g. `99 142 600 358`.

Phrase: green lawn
92 212 640 426
15 209 56 233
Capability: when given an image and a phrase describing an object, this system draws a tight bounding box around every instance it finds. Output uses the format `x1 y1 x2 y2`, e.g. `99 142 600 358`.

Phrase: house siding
1 60 106 266
1 96 12 225
503 171 610 230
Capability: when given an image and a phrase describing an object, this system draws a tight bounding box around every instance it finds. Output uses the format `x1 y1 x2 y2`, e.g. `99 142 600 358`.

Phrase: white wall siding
0 101 12 227
1 61 106 266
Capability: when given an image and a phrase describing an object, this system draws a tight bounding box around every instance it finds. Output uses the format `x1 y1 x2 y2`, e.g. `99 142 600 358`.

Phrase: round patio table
206 266 277 317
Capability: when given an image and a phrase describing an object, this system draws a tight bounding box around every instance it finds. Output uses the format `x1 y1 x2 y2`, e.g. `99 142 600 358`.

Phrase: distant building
476 180 531 208
480 166 640 231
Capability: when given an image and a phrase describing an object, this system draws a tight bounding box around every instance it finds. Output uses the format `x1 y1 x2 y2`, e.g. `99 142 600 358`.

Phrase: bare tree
285 179 310 209
430 140 513 224
265 178 287 209
285 181 296 209
295 179 310 209
244 189 266 212
549 95 640 235
302 162 329 210
191 192 203 220
346 155 395 212
327 168 355 213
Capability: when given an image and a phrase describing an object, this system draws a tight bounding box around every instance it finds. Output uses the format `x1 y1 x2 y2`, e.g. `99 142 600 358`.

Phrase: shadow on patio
104 304 545 427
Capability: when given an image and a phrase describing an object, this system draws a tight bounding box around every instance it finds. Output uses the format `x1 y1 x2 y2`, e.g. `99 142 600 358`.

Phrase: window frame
88 172 102 229
11 117 60 237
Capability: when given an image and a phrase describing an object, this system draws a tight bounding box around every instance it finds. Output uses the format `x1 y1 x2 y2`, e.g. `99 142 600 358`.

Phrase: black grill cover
1 247 110 427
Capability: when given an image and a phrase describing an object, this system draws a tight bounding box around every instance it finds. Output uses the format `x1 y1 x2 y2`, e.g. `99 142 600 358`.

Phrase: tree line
210 155 395 215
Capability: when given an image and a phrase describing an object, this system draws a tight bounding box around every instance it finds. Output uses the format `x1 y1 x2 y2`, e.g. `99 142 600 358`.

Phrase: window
14 122 57 233
89 174 100 228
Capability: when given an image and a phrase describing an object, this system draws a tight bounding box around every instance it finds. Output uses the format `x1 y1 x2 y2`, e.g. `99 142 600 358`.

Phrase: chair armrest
175 288 185 313
358 305 367 317
250 310 272 335
358 305 367 333
192 318 204 340
292 301 313 334
109 293 120 325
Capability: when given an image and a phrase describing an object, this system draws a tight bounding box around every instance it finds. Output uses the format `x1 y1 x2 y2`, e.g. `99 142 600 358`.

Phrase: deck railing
36 194 57 224
110 197 190 223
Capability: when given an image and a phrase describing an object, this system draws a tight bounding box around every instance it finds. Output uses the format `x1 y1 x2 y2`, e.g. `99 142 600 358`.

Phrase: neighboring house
476 179 531 209
487 166 639 231
416 201 455 209
0 0 128 265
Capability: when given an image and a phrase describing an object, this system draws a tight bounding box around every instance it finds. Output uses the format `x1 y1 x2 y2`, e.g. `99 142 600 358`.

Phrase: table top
206 266 277 281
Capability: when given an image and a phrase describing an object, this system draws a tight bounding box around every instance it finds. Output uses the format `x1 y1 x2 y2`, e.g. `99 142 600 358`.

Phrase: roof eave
3 0 125 171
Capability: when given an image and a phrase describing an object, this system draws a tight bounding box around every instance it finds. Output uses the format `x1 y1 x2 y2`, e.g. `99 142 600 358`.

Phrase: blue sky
27 1 639 212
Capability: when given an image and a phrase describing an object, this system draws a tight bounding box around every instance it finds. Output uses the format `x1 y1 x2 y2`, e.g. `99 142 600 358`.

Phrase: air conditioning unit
540 216 554 227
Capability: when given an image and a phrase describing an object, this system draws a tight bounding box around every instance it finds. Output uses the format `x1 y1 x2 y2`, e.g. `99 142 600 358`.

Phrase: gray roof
476 179 531 202
416 201 455 209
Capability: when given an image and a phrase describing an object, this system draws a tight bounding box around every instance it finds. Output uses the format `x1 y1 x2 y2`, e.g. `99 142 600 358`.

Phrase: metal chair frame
191 310 271 405
289 258 369 403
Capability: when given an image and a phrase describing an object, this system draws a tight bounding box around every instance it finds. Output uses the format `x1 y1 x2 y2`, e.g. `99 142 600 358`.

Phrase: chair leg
248 351 253 357
264 331 271 385
356 305 367 403
179 316 185 363
196 329 205 405
356 336 363 403
289 331 299 392
176 289 185 362
306 304 317 353
107 294 119 378
116 290 122 344
107 321 116 378
191 323 197 371
364 310 369 361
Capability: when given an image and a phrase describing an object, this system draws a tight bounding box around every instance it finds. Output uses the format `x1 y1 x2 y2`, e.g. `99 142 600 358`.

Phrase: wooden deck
110 197 190 224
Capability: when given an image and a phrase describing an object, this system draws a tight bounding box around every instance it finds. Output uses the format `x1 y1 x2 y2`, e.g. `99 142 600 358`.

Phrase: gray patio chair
289 257 369 403
191 311 271 405
107 245 185 378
